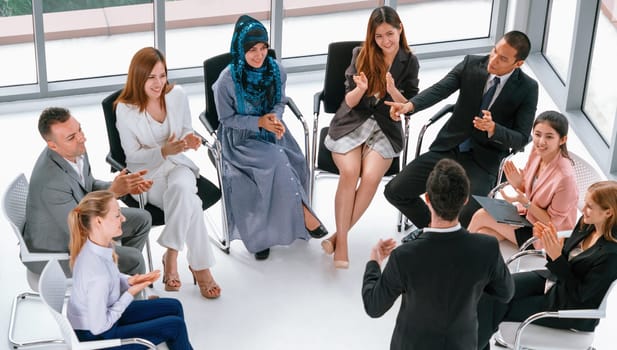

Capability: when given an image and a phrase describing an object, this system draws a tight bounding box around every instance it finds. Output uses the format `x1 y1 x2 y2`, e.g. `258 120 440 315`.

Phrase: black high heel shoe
307 224 328 239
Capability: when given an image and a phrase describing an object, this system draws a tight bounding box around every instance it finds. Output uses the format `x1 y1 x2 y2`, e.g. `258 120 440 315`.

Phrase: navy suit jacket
410 54 538 176
362 228 514 350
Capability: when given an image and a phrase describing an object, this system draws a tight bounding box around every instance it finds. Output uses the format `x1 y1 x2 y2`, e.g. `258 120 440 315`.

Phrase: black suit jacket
410 54 538 176
363 228 514 350
542 218 617 330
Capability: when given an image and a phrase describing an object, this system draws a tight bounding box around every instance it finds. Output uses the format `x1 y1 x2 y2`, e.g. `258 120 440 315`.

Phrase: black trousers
384 149 496 228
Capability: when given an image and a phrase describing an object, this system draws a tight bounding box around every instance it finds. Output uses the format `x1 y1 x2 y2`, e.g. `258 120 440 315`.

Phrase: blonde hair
68 191 118 268
584 181 617 243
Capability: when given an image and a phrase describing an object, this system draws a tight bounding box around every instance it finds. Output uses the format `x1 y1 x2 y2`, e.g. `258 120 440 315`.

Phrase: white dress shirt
67 239 133 335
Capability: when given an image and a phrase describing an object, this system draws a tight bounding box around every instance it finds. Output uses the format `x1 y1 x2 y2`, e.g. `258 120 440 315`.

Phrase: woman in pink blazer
468 111 578 247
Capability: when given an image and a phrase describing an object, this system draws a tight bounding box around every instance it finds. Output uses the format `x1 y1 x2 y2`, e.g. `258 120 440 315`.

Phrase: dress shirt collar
423 223 462 233
84 239 115 262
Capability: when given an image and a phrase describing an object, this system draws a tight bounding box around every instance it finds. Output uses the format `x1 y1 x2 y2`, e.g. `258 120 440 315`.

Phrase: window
164 0 270 69
582 6 617 143
43 1 154 81
0 3 36 86
397 0 493 45
543 0 576 82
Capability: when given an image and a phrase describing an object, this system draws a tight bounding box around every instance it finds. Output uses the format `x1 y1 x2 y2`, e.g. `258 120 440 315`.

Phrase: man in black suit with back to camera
385 31 538 239
362 159 514 350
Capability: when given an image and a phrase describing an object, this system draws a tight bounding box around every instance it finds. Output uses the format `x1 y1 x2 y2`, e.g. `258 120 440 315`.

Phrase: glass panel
0 2 36 86
43 1 154 82
282 1 381 58
397 0 493 45
165 0 270 70
543 0 576 82
583 3 617 143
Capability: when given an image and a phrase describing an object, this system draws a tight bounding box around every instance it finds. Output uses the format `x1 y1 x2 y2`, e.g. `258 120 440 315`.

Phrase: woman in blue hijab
213 15 327 260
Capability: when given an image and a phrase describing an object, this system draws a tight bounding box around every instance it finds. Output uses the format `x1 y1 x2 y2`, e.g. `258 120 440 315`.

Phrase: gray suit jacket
24 148 110 253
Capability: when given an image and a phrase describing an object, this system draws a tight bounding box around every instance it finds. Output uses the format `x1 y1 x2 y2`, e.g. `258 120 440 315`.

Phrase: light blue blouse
67 239 133 335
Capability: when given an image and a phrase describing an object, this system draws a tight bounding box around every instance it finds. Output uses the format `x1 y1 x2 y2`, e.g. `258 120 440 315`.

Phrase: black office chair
312 41 422 230
198 50 310 248
101 90 224 257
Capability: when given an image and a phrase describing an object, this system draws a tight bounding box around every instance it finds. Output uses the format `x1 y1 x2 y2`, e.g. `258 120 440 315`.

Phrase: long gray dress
212 63 310 253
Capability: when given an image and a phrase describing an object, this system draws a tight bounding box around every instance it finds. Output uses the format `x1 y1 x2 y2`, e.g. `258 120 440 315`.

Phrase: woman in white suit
115 47 220 299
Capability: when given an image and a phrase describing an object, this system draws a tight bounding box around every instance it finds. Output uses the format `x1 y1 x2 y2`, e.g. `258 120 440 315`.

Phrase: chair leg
8 291 64 349
137 193 154 273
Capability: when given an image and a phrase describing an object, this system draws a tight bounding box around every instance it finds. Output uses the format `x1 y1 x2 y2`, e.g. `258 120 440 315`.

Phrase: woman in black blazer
478 180 617 350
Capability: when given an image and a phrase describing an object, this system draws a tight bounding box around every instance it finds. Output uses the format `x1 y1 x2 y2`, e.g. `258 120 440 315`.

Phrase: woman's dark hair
357 6 409 98
533 110 571 162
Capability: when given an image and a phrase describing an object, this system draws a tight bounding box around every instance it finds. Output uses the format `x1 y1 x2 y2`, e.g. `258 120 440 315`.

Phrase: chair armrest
199 111 216 135
21 252 70 264
427 104 454 125
313 91 323 116
488 181 509 198
286 97 303 121
105 153 125 173
557 309 605 319
506 249 545 266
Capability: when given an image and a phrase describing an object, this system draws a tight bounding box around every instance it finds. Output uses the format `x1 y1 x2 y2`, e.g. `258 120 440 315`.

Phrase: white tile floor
1 57 615 349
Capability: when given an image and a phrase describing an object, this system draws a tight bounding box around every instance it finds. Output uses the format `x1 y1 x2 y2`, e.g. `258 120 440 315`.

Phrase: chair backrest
597 278 617 314
203 49 277 132
321 41 362 114
2 173 31 258
569 151 604 211
38 259 80 347
102 89 126 172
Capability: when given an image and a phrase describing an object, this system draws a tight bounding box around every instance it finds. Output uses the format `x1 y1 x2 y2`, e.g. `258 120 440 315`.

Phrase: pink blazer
522 149 578 230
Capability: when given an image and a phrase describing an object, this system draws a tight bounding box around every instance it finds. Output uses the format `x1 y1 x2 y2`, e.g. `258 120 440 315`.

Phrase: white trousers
147 164 215 270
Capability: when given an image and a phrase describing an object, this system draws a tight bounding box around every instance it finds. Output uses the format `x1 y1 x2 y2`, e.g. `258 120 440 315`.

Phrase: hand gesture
499 185 527 206
127 270 161 296
385 72 397 96
182 132 202 151
161 133 186 158
369 238 397 266
503 160 524 191
353 72 368 92
384 101 413 122
109 169 153 197
533 221 563 260
258 113 285 139
473 110 496 137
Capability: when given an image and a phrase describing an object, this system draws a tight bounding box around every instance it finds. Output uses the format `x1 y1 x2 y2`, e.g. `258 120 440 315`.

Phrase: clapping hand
533 222 563 260
370 238 397 266
353 72 368 92
109 169 153 197
503 160 524 190
161 133 186 157
473 110 496 137
127 270 161 296
385 72 397 96
182 132 202 151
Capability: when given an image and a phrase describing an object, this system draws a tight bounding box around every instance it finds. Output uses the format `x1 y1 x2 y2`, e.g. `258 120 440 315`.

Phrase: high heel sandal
161 254 181 292
188 266 221 299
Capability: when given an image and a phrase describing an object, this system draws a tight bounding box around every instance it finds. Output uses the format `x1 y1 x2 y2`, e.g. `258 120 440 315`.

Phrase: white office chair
39 258 158 349
3 173 69 349
494 278 617 350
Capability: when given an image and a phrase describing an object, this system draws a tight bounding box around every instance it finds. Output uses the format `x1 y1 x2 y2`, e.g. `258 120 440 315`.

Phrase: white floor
1 57 615 349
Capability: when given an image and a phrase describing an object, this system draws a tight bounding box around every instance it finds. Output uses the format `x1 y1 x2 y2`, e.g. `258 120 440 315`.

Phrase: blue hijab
230 15 281 117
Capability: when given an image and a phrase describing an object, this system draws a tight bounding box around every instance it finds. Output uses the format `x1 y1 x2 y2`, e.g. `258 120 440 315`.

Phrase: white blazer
115 85 200 184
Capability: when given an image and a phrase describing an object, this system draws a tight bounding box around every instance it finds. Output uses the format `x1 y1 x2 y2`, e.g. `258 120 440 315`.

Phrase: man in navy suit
385 31 538 235
362 159 514 350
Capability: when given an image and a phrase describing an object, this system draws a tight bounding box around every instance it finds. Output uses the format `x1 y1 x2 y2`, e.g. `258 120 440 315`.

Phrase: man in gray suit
385 31 538 234
24 107 153 275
